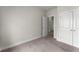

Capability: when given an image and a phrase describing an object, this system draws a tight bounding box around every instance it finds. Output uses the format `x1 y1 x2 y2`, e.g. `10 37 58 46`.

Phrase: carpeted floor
1 36 79 52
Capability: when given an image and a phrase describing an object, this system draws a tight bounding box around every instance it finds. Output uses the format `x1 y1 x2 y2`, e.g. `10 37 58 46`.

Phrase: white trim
0 36 41 51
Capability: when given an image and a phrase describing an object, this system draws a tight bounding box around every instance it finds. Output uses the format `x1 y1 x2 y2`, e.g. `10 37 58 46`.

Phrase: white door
58 10 73 45
41 16 47 37
73 8 79 48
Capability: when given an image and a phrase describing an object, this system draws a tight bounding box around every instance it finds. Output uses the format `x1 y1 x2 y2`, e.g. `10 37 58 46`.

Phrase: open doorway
47 16 54 37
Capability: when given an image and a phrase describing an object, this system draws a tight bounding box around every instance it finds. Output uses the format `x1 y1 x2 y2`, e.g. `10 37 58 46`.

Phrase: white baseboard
56 39 79 52
0 36 41 51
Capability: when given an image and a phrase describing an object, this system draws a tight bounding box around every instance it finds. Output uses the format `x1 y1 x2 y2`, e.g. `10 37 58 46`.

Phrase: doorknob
73 30 76 31
70 29 73 31
70 29 76 31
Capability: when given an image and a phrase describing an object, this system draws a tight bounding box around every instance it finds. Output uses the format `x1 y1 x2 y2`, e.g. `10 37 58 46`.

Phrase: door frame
47 16 55 37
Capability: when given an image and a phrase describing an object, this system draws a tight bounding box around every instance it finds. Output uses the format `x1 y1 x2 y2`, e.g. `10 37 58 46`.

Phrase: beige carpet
2 37 79 52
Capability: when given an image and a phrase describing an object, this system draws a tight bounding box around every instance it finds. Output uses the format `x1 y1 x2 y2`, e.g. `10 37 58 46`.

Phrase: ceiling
39 6 57 11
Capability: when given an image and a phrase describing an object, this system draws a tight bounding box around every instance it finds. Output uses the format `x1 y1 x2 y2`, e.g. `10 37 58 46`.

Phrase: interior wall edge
0 35 41 51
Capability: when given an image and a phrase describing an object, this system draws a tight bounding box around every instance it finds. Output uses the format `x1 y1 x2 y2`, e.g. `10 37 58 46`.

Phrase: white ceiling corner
39 6 57 11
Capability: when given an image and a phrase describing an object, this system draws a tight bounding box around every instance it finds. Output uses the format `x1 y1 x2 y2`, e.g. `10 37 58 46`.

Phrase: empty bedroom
0 6 79 52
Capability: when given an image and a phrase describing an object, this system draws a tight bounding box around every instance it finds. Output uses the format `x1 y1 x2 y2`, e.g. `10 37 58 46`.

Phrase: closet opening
47 16 54 38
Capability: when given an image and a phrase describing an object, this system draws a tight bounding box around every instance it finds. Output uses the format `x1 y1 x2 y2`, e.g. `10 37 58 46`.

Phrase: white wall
57 6 79 13
47 7 58 38
0 6 45 50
